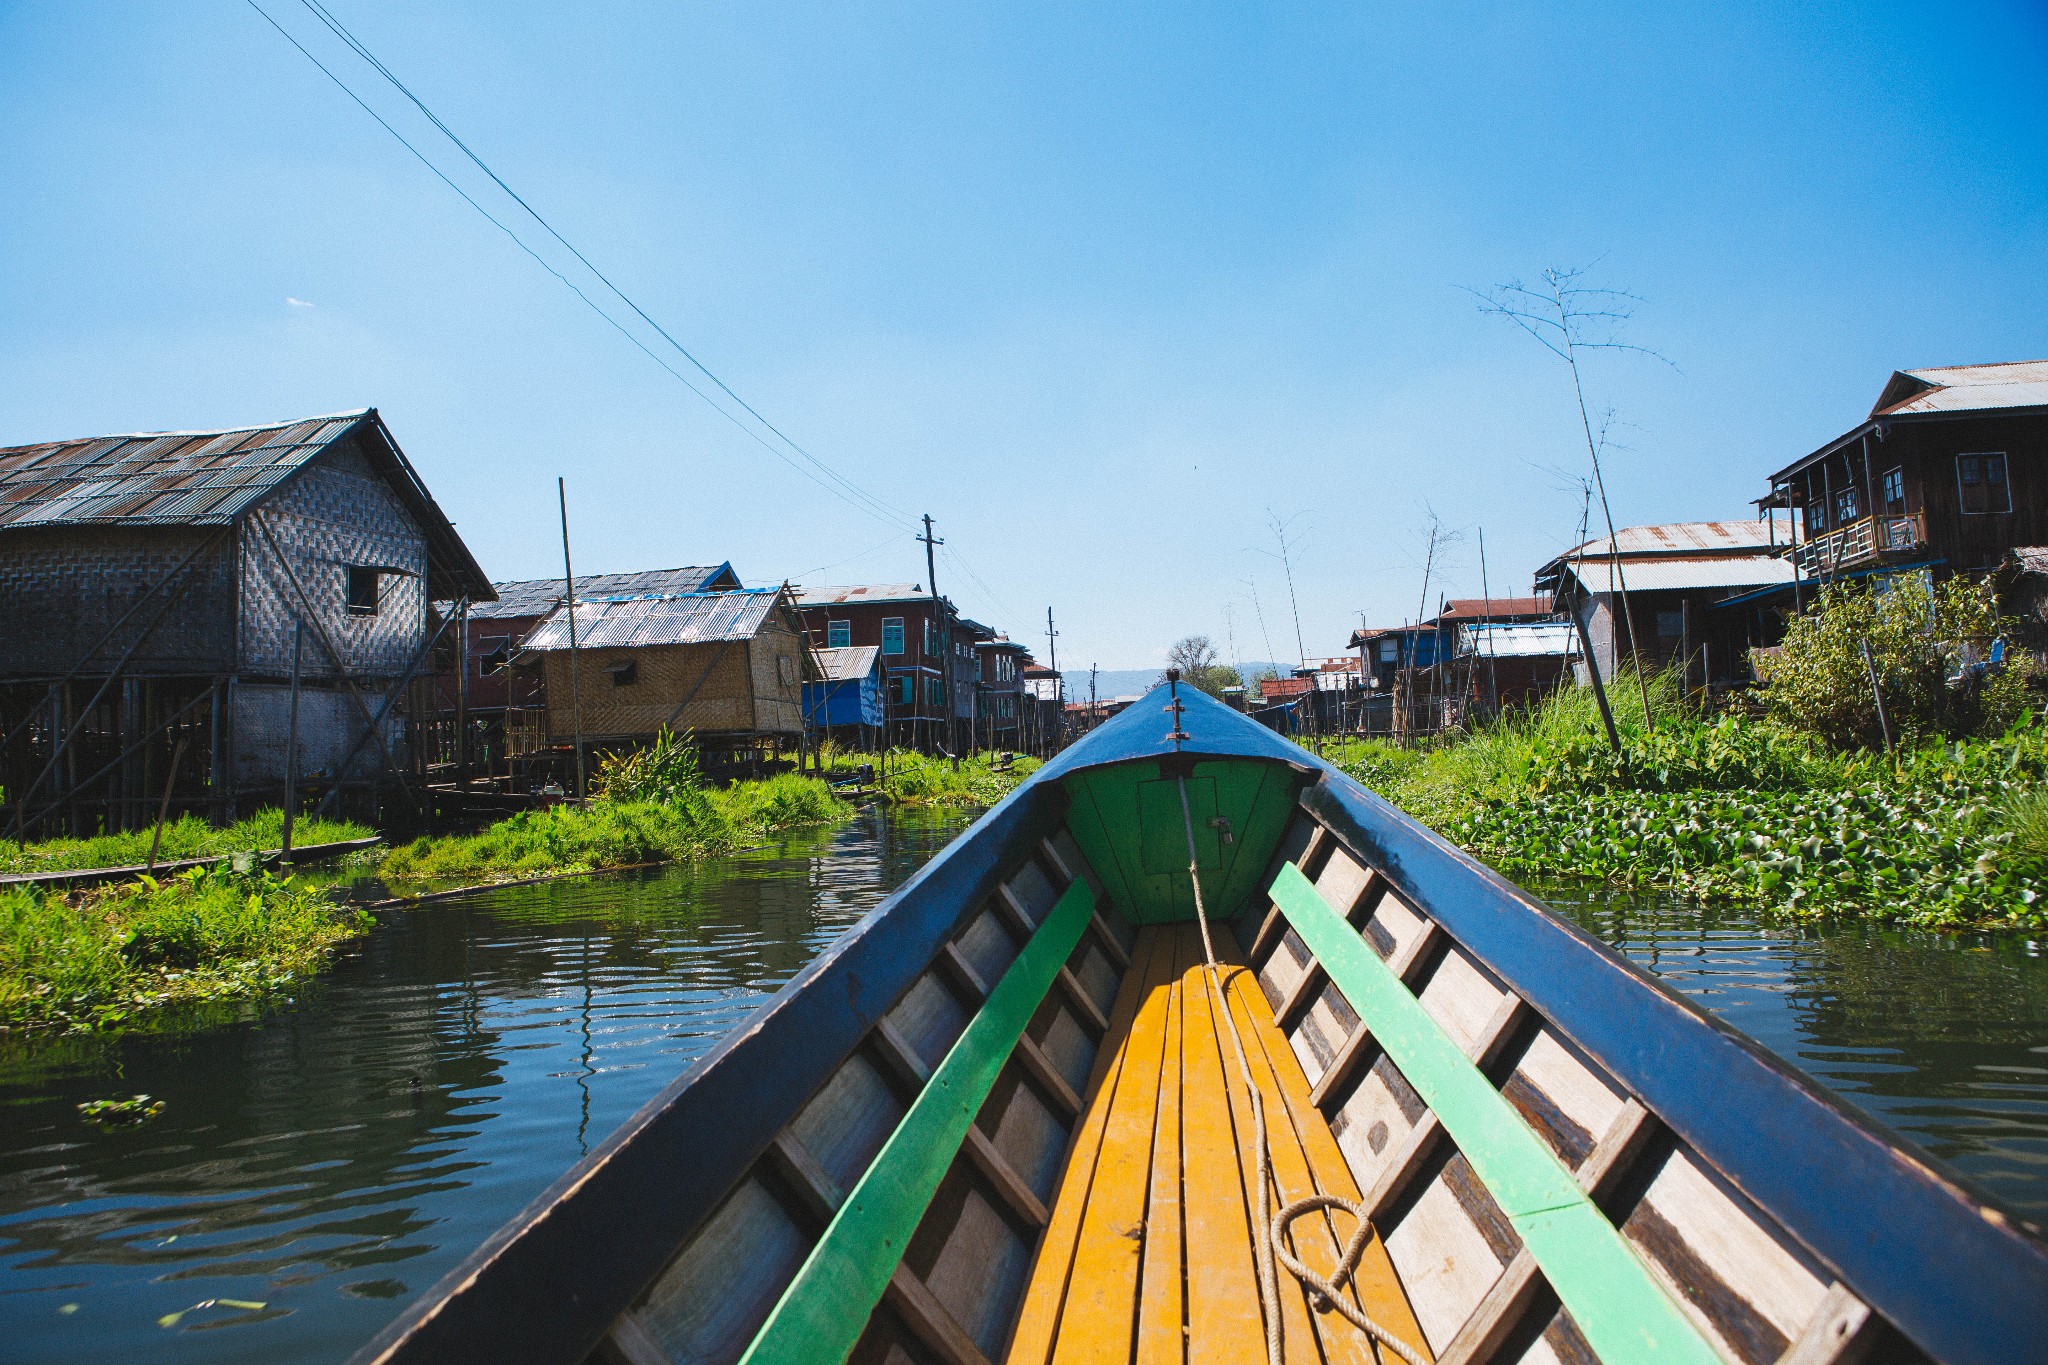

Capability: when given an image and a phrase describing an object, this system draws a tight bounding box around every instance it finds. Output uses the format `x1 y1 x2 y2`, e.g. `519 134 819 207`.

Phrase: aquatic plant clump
379 774 851 882
1328 674 2048 929
0 809 374 877
0 867 373 1033
879 751 1040 807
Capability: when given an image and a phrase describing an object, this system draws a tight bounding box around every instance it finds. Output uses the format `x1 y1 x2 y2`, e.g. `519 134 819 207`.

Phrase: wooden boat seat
1007 922 1430 1365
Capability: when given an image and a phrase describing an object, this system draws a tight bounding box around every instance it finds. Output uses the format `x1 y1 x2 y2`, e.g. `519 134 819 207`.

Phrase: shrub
1753 574 2031 749
591 728 706 805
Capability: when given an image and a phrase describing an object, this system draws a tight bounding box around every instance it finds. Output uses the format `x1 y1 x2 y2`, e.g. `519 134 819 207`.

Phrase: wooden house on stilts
0 410 493 837
514 586 816 769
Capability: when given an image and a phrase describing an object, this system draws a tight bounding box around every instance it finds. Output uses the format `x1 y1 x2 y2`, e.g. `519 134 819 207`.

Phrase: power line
248 0 913 532
294 0 911 531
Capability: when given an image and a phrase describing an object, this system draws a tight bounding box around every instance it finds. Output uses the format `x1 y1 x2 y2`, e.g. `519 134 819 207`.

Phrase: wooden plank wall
1247 810 1919 1365
598 826 1135 1365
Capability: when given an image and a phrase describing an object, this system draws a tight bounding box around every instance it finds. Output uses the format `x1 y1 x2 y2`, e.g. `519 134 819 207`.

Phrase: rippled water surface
1541 883 2048 1223
6 811 2048 1362
0 807 973 1365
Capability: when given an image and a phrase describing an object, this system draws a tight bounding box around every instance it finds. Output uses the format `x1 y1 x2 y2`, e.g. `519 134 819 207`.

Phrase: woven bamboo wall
238 439 428 683
537 621 808 739
0 525 236 678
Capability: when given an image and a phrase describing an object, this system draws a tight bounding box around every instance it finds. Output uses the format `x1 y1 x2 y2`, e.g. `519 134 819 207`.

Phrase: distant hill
1058 662 1290 702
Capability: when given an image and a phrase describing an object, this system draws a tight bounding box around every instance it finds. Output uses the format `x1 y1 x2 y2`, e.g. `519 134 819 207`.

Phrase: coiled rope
1175 773 1428 1365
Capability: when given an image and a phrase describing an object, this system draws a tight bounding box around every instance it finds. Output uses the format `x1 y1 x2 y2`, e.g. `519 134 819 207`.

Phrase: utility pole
1479 527 1499 720
1089 663 1098 732
559 477 587 803
1045 607 1061 753
918 514 949 756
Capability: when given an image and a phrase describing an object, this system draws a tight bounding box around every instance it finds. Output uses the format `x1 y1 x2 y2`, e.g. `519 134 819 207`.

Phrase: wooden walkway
1007 922 1430 1365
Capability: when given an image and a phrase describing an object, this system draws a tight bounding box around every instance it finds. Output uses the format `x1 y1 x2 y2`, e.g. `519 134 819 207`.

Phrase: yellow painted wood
1177 925 1270 1365
1134 928 1189 1365
1007 927 1164 1364
1216 935 1430 1365
1049 924 1179 1364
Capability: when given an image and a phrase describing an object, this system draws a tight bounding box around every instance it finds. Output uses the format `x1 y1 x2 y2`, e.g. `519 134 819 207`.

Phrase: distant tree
1165 635 1242 698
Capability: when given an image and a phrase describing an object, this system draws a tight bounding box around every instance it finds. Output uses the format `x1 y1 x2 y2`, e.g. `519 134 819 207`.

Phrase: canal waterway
0 810 2044 1363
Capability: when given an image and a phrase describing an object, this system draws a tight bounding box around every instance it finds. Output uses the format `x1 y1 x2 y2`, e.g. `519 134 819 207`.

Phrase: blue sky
4 3 2046 670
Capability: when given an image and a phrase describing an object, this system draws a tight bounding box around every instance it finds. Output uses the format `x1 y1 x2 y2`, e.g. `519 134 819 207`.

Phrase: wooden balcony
1794 511 1925 575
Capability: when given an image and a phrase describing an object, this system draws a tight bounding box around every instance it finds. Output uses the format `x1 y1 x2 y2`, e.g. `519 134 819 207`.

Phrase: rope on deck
1167 675 1426 1365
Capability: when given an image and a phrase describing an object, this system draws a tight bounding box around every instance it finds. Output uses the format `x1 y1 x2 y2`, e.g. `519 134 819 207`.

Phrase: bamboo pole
559 478 588 804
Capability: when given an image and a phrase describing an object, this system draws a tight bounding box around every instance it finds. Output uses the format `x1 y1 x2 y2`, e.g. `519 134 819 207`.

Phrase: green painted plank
1270 862 1722 1364
739 876 1098 1365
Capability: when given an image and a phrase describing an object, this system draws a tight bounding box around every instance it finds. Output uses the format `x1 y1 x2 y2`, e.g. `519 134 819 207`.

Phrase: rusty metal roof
473 565 740 620
0 411 370 529
1555 521 1774 558
522 588 783 650
0 408 494 601
1436 595 1553 621
797 583 928 606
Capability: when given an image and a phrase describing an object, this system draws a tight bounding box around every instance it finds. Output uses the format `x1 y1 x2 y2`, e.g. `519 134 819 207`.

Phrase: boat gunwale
346 778 1073 1365
1298 772 2048 1365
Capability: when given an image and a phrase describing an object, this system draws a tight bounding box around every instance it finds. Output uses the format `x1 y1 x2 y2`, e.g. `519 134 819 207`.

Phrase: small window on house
1655 611 1683 638
896 673 914 705
346 566 380 616
1807 500 1827 534
924 619 940 655
881 617 905 655
1379 640 1397 662
1881 467 1906 514
927 676 945 706
606 659 638 688
476 641 510 676
1958 453 2012 515
1835 486 1860 524
826 619 852 649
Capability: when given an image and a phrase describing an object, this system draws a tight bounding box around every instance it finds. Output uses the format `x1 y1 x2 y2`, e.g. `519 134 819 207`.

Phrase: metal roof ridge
0 408 373 451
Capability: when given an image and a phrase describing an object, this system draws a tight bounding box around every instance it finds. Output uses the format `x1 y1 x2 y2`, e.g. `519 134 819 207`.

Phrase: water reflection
1543 884 2048 1223
0 806 974 1365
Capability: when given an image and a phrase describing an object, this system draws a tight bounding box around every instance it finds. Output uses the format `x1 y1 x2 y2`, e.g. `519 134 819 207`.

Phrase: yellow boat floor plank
1133 928 1188 1365
1215 935 1432 1365
1006 922 1423 1365
1008 928 1172 1365
1050 922 1180 1365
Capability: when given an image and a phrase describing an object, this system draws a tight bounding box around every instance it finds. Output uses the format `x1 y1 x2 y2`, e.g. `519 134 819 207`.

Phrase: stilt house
516 586 814 757
0 410 492 835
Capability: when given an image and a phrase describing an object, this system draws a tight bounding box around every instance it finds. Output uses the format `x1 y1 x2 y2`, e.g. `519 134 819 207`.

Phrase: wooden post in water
281 619 303 859
146 736 189 874
559 478 588 804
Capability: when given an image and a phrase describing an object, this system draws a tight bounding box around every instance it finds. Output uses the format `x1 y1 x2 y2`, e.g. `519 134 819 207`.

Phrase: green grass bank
380 772 851 882
874 750 1040 807
0 809 374 877
1 867 371 1033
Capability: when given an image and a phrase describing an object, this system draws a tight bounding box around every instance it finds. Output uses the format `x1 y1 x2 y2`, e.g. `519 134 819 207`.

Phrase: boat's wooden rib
354 683 2048 1365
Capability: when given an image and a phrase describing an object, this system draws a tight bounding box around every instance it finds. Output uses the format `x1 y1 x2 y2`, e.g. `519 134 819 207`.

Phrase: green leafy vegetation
0 809 374 877
381 735 850 882
1753 574 2030 748
0 866 373 1033
1329 658 2048 929
877 750 1040 807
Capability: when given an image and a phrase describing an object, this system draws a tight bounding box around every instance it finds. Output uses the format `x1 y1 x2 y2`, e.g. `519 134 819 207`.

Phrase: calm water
2 816 2047 1363
0 806 974 1365
1541 884 2048 1228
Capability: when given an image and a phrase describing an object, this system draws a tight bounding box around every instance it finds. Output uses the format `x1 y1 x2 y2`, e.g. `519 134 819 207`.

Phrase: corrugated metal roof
797 583 927 606
1877 361 2048 417
2005 547 2048 577
0 411 370 529
812 645 881 682
522 589 781 650
1561 553 1795 594
473 565 739 620
1559 521 1773 558
1458 623 1578 658
1437 596 1552 621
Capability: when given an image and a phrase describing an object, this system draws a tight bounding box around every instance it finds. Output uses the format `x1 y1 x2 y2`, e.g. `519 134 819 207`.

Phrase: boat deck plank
1009 923 1429 1365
